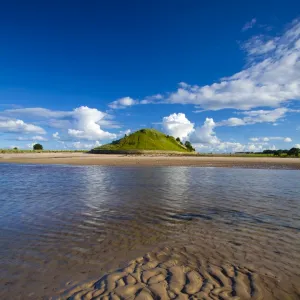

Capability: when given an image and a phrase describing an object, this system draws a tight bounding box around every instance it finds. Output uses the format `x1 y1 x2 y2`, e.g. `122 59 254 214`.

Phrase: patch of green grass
0 149 88 153
94 128 191 152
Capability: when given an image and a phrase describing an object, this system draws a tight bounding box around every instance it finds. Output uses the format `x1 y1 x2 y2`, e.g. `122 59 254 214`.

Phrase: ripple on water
0 164 299 299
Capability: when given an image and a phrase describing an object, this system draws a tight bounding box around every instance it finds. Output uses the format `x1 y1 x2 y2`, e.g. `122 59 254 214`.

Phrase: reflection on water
0 164 300 299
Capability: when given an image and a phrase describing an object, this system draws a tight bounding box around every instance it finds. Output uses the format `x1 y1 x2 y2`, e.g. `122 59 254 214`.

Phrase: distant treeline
236 147 300 157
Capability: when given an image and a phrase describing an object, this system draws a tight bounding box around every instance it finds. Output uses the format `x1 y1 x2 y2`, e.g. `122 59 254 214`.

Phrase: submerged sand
1 152 300 169
1 154 300 299
58 246 293 300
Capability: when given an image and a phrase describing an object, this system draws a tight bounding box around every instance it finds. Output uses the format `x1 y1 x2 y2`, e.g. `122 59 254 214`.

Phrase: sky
0 0 300 152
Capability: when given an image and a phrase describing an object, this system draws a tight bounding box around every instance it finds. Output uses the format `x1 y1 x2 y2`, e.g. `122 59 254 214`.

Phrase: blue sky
0 0 300 152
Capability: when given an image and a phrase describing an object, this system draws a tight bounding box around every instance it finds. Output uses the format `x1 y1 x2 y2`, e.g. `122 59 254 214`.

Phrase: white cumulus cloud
161 113 275 153
162 113 195 139
68 106 117 141
162 114 277 153
0 119 45 134
190 118 219 145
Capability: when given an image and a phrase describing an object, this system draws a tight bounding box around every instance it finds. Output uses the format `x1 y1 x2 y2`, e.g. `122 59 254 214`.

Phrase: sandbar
1 152 300 169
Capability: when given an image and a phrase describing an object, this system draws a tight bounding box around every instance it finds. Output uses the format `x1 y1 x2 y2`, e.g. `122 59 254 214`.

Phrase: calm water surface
0 164 300 299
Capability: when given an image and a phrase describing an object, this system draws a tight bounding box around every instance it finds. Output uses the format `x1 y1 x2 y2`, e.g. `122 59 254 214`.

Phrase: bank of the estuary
1 152 300 169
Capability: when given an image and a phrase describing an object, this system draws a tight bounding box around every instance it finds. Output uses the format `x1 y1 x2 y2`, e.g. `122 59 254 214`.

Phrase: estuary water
0 164 299 299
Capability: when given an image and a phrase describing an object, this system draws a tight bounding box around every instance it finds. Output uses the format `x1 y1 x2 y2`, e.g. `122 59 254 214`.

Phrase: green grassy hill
93 128 192 152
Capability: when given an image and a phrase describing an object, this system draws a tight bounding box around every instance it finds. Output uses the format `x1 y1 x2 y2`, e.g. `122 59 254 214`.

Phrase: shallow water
0 164 300 299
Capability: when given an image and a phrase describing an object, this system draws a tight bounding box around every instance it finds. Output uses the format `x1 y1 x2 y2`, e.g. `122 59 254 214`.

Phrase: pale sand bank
58 246 291 300
1 152 300 169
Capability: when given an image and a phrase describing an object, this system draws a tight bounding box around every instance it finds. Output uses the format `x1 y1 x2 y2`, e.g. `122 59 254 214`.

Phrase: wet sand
56 211 300 300
60 246 294 300
1 152 300 169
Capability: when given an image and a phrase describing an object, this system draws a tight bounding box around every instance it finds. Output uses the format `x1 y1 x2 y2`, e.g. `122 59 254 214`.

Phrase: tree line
175 137 196 152
262 147 299 157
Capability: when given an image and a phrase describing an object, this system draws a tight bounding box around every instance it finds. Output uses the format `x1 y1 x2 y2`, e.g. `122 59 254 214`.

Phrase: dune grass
94 128 190 152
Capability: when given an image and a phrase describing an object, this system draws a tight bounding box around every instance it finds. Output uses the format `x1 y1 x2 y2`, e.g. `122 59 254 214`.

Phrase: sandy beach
1 152 300 169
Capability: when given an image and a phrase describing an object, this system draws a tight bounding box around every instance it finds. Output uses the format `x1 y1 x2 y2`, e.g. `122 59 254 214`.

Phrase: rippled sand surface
0 164 299 299
62 246 296 300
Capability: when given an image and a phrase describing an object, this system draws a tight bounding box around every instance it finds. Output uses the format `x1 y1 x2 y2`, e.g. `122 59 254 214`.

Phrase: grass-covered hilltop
92 128 196 153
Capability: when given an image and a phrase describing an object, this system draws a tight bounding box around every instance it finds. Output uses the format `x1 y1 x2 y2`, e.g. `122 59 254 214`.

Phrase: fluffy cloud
0 119 45 134
218 108 298 126
190 118 219 145
192 140 270 153
249 137 292 142
108 97 137 109
162 113 195 139
295 144 300 148
68 106 117 141
167 19 300 110
2 106 118 142
242 18 257 32
162 113 276 153
3 106 119 130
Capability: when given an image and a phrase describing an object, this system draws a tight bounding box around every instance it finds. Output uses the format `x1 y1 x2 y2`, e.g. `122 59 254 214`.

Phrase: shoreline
1 152 300 169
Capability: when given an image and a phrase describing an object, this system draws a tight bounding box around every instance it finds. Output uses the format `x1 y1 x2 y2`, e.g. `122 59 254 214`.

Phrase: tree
185 141 195 152
13 147 18 150
274 150 281 157
287 147 299 157
33 143 43 150
176 137 181 142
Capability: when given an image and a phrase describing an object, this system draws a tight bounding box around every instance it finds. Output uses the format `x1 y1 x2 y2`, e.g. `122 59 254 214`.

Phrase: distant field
0 149 88 153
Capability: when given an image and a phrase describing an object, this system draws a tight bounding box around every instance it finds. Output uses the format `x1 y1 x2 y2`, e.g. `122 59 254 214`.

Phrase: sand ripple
61 247 279 300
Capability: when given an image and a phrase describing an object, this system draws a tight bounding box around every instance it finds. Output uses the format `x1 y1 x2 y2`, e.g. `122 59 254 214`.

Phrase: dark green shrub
33 143 43 150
